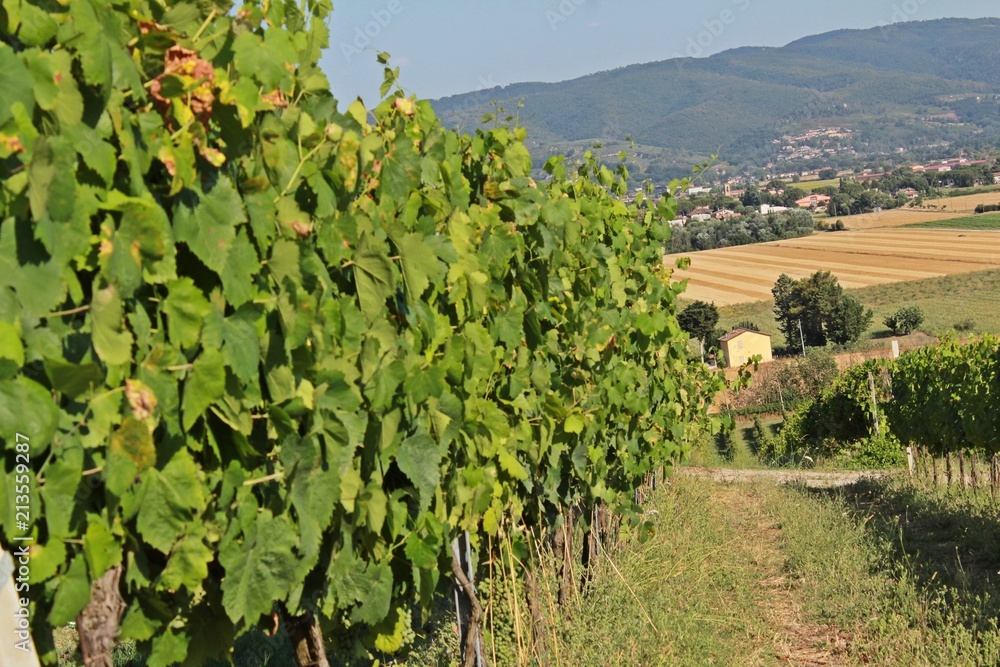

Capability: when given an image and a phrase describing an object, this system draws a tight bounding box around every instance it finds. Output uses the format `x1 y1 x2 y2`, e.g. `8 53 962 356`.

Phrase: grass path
710 483 851 666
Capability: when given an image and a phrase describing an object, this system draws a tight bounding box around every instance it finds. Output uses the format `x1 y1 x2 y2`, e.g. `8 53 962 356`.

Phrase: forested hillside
432 18 1000 180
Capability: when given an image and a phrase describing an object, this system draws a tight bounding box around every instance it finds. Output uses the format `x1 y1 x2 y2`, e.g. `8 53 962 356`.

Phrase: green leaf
182 349 225 430
221 229 259 309
28 134 76 223
0 320 24 380
41 440 83 538
0 46 35 126
281 435 338 566
564 413 585 434
83 516 122 580
67 124 117 187
380 138 420 202
353 233 394 323
27 541 65 584
220 511 298 624
352 562 393 625
222 313 260 383
90 284 133 366
16 2 58 47
48 555 90 626
173 177 246 274
0 219 64 318
147 629 189 667
402 363 445 404
43 357 105 399
370 607 409 653
232 29 297 89
396 432 440 514
162 278 211 350
24 49 83 126
339 465 363 513
404 533 438 569
136 450 206 553
103 194 176 293
396 232 440 302
159 527 212 593
106 417 156 496
0 376 58 453
119 602 161 642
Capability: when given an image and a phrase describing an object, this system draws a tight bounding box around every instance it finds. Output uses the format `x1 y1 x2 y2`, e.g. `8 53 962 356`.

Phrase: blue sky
322 1 1000 106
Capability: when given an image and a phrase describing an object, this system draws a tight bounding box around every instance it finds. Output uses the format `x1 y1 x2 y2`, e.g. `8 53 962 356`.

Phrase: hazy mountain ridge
432 18 1000 179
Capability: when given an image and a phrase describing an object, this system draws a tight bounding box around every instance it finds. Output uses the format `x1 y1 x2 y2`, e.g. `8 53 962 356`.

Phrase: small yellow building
719 329 773 368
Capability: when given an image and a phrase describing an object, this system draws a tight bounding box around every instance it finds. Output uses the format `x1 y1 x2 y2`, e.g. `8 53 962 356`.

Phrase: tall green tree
773 272 872 348
678 301 720 352
828 295 875 344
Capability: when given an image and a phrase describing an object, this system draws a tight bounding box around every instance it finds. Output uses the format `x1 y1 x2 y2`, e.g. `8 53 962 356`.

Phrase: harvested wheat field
668 228 1000 305
831 191 1000 229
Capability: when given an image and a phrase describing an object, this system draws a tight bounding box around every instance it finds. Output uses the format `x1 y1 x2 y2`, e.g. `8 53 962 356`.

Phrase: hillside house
719 329 773 368
795 194 831 209
899 187 920 199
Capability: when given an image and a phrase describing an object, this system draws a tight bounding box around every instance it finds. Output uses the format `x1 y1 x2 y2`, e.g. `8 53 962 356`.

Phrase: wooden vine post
76 565 126 667
452 533 484 667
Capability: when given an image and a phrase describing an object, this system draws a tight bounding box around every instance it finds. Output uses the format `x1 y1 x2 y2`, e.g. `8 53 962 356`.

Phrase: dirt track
680 465 887 489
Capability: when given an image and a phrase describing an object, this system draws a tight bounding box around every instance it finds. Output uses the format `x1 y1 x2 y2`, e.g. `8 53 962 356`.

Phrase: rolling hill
431 18 1000 180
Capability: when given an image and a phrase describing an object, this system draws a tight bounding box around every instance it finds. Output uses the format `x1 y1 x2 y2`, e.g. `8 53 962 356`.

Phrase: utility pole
798 319 806 357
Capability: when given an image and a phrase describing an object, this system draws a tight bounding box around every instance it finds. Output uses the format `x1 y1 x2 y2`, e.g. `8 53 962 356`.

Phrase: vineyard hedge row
0 0 726 663
774 336 1000 459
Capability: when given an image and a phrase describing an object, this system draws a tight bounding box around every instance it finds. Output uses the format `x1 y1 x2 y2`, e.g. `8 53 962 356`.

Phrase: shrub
884 306 925 335
954 318 977 332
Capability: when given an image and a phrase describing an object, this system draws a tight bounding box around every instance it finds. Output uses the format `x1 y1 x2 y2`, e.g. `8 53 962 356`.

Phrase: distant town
621 154 1000 228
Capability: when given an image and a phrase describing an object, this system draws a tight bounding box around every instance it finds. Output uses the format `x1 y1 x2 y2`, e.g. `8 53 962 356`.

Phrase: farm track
701 479 853 665
668 228 1000 305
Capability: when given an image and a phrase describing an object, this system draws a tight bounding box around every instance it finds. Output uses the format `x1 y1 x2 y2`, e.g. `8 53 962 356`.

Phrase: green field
905 212 1000 230
712 268 1000 347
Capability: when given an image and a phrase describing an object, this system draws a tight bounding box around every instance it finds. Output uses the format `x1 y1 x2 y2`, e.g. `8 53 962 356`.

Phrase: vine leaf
173 176 245 274
281 435 338 567
90 284 133 366
135 450 206 554
159 526 213 593
48 554 90 626
396 432 440 514
0 376 58 452
220 511 298 624
40 439 83 539
353 233 394 323
182 349 225 430
396 232 440 302
162 278 211 351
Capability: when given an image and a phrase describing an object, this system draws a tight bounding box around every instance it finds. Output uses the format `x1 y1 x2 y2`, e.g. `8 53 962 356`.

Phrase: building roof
718 328 772 343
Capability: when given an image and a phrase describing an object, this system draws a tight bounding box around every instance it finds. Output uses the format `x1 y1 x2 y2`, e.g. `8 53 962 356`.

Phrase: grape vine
0 1 727 664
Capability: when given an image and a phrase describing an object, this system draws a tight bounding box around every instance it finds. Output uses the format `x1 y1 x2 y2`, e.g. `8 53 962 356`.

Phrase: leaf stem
192 8 218 42
165 364 195 372
274 139 328 203
44 304 90 319
243 473 283 486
